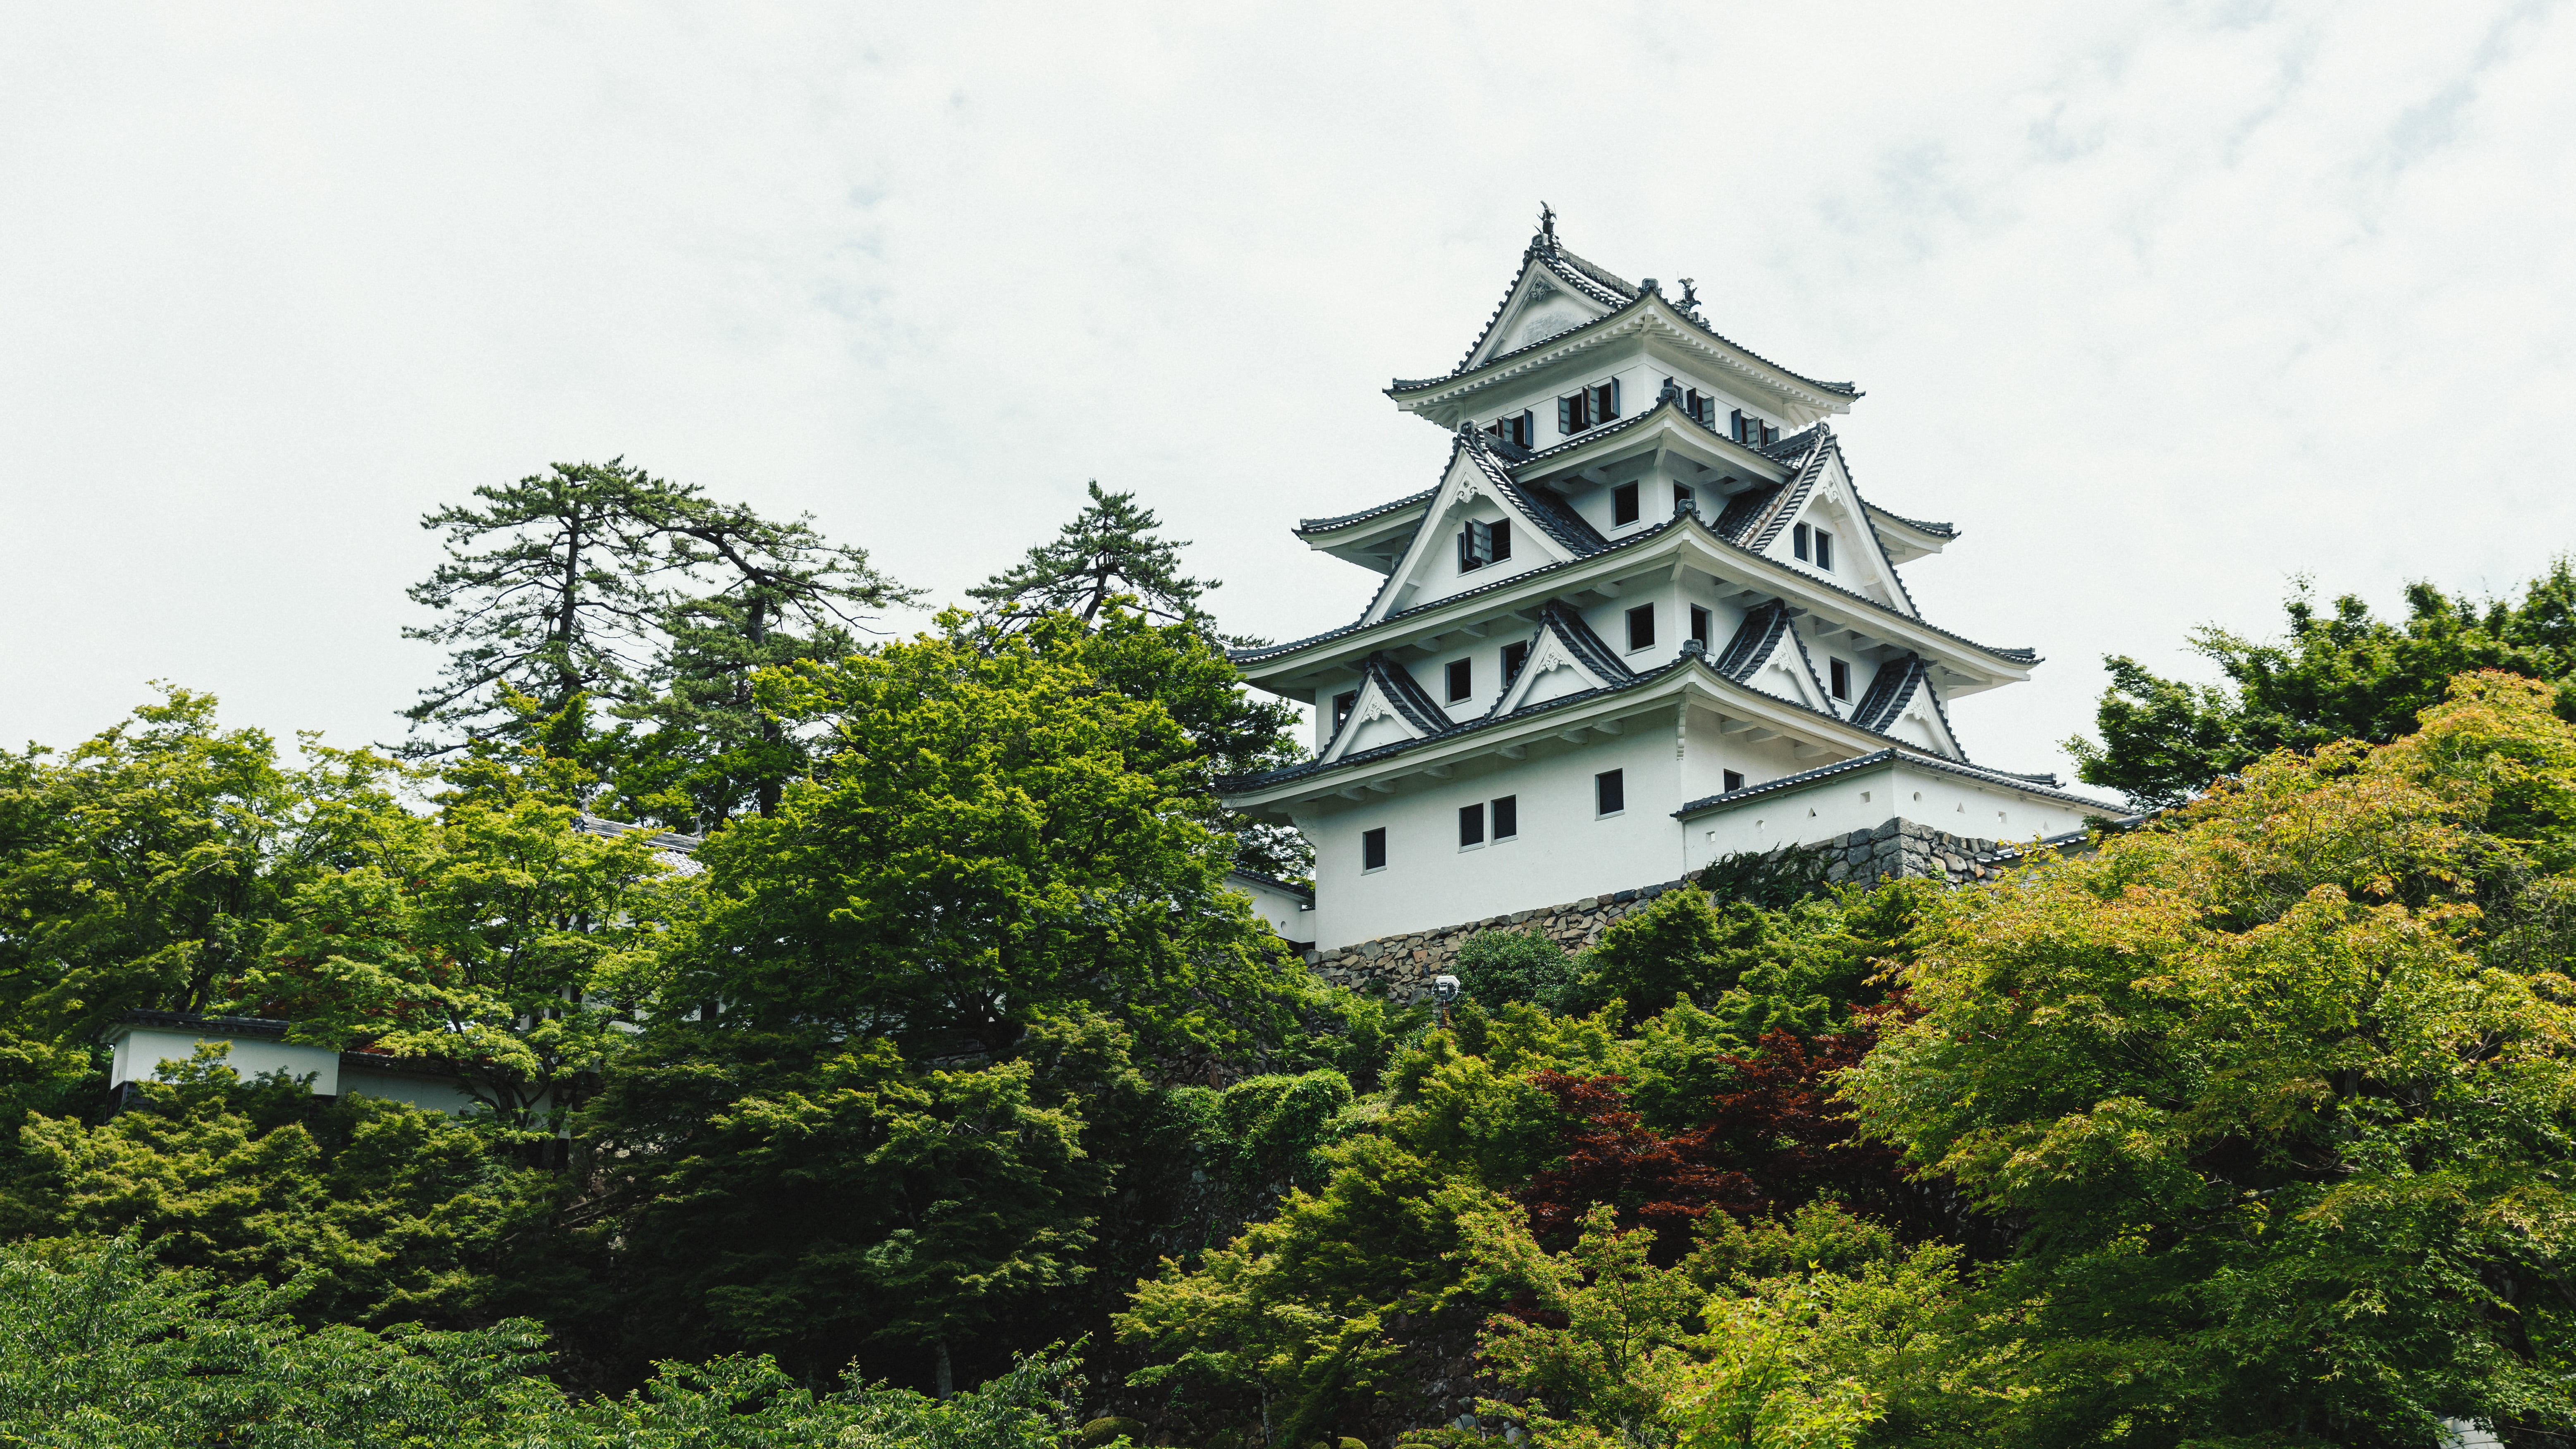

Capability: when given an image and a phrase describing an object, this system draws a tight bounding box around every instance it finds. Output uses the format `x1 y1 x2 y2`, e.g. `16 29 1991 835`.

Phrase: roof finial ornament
1678 277 1699 310
1538 201 1556 246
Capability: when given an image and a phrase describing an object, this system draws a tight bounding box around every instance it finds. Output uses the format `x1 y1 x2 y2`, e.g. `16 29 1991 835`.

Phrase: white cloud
1 1 2568 784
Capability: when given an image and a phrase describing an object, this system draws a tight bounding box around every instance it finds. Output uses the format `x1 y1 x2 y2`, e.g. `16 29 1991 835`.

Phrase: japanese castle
1219 213 2106 952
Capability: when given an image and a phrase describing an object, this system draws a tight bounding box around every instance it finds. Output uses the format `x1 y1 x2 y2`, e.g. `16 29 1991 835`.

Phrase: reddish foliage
1517 1022 1910 1258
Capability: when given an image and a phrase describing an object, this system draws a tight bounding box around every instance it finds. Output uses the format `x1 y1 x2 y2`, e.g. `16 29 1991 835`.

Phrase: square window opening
1361 827 1387 872
1723 769 1745 793
1625 603 1655 652
1814 529 1835 571
1596 769 1626 818
1793 523 1810 562
1458 803 1485 848
1830 659 1851 700
1689 605 1711 646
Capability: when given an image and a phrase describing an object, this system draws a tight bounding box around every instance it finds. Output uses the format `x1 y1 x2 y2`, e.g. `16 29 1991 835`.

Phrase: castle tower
1221 215 2099 950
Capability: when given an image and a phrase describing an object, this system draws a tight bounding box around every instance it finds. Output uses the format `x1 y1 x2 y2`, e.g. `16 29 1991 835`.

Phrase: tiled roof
1670 747 2114 821
1458 430 1611 559
1222 642 2014 797
1712 484 1782 542
1227 867 1315 903
1712 600 1791 681
1869 504 1956 540
1296 488 1436 536
1393 240 1862 401
1849 654 1927 734
1482 600 1635 717
1232 504 2041 672
1224 646 1682 793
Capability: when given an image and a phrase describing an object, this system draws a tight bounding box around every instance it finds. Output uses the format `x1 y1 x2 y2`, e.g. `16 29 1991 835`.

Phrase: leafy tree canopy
2068 558 2576 808
1853 672 2576 1446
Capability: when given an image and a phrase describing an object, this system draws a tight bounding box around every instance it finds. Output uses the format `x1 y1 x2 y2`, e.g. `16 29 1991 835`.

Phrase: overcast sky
2 2 2569 788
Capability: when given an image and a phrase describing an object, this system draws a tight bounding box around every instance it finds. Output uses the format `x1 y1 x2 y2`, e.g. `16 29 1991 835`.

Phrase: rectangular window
1612 481 1639 527
1458 802 1486 848
1559 379 1623 435
1490 519 1511 562
1459 518 1496 571
1492 794 1518 839
1793 523 1811 561
1484 410 1534 448
1690 605 1711 646
1626 603 1654 651
1723 769 1745 792
1333 691 1358 729
1685 388 1716 424
1501 640 1529 684
1830 658 1851 700
1596 769 1625 817
1730 410 1777 445
1362 827 1387 872
1446 658 1473 703
1813 529 1835 571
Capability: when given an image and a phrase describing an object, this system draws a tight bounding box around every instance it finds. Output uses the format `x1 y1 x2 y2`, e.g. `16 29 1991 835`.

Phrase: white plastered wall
1680 759 2095 874
109 1026 340 1093
1226 873 1317 945
1293 728 1686 949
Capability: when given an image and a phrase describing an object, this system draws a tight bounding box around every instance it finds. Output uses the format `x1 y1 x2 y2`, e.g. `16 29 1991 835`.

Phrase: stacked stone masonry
1306 816 2065 1001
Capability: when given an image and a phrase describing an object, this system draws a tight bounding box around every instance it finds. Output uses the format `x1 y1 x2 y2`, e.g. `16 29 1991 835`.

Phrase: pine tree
400 460 683 755
613 497 916 828
968 481 1226 636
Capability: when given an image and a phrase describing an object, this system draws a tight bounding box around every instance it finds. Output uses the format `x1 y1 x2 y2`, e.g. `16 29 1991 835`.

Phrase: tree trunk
934 1339 954 1400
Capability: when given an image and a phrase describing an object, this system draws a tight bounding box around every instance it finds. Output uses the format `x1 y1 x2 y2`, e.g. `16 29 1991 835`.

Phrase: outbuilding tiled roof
1670 747 2113 820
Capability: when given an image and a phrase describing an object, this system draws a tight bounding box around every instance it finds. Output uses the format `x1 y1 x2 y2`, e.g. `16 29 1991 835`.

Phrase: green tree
968 487 1310 877
0 687 406 1043
246 748 680 1137
1851 672 2576 1445
613 495 916 830
401 460 687 754
970 481 1223 636
5 1048 549 1329
651 612 1303 1057
2068 560 2576 808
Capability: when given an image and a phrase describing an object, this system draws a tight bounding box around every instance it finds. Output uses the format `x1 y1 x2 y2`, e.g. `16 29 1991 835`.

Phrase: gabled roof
1355 429 1610 627
1710 600 1835 717
1484 601 1635 720
1316 652 1450 764
1391 233 1862 403
1712 484 1783 542
1847 653 1966 761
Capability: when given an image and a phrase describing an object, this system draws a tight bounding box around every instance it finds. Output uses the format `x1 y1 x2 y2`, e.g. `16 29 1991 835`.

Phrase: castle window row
1363 772 1627 872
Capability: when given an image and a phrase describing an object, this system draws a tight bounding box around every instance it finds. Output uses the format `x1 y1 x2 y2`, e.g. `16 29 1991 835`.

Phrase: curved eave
1222 653 1958 811
1294 496 1434 569
1231 508 2038 692
1387 292 1862 428
1863 503 1956 563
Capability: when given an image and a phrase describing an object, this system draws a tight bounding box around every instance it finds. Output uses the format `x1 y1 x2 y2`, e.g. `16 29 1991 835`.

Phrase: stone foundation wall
1307 817 2062 1002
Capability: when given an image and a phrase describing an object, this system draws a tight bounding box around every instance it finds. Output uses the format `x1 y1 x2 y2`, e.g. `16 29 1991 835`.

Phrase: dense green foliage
0 1236 1093 1448
2069 558 2576 808
19 465 2576 1446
